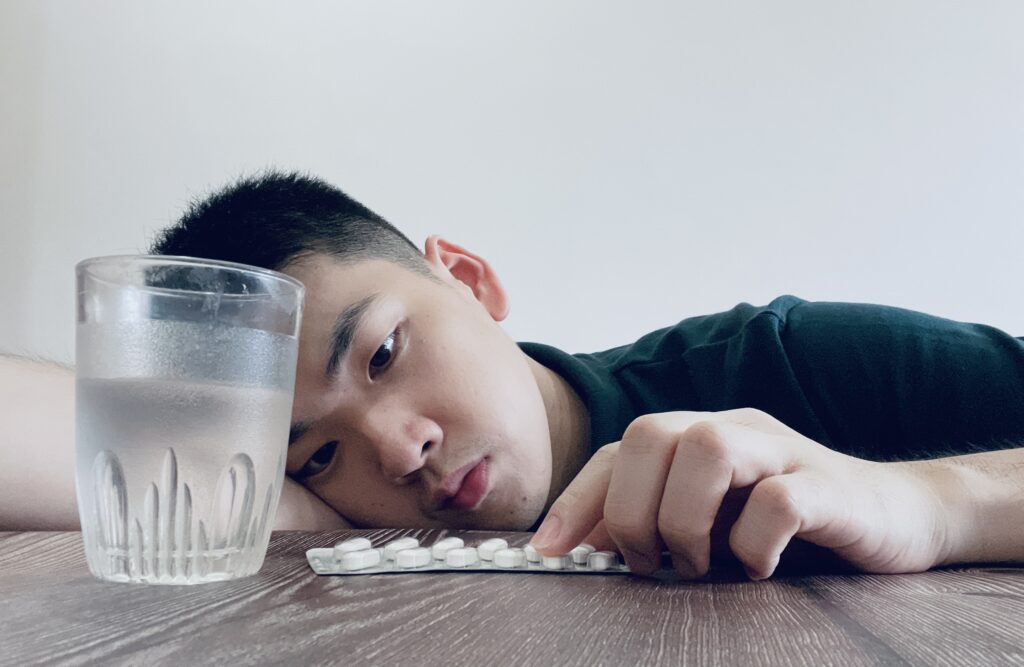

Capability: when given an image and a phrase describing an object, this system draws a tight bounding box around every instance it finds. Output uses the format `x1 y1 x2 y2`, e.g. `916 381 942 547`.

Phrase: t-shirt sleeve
779 300 1024 461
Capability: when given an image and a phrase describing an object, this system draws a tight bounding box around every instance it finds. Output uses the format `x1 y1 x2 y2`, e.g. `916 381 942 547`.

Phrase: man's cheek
338 487 415 527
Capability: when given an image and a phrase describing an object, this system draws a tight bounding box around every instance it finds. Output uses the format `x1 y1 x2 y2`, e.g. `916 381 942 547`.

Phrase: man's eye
369 329 399 376
296 441 338 479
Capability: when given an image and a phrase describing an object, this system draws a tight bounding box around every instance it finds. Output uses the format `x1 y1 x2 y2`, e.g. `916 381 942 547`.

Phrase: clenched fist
530 408 953 580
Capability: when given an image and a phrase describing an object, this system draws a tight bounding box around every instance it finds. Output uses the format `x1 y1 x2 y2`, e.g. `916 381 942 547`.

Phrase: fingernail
744 565 766 581
671 552 698 579
745 557 778 581
531 514 562 550
622 548 655 575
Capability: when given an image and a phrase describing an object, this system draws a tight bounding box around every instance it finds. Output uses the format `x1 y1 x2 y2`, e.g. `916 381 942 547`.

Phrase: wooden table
2 530 1023 666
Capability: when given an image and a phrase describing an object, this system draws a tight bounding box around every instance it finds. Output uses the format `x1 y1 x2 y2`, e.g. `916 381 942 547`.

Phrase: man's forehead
285 257 408 313
286 258 417 429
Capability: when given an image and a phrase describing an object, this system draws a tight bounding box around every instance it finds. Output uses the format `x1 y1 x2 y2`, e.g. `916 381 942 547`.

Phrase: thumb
530 442 618 556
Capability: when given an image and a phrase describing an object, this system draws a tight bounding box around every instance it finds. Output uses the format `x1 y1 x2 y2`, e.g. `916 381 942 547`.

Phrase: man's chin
430 501 537 532
452 515 537 532
462 499 547 532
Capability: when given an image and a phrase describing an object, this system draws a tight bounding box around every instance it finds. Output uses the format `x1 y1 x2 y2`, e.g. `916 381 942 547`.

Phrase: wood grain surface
1 530 1022 666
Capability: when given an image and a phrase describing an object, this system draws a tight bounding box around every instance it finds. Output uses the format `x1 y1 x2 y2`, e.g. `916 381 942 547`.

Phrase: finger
728 473 836 580
603 415 687 574
580 519 617 553
606 410 789 576
530 442 619 556
657 420 792 578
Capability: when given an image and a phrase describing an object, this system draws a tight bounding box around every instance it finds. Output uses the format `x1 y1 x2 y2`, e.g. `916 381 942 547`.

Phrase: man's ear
424 235 510 321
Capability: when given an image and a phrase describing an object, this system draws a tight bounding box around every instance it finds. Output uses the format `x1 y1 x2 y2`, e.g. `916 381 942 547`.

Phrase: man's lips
432 458 490 511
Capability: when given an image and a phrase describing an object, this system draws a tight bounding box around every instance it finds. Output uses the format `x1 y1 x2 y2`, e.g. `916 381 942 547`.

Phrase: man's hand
530 408 952 580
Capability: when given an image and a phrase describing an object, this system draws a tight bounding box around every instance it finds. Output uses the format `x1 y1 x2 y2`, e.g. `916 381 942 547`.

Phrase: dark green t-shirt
519 295 1024 462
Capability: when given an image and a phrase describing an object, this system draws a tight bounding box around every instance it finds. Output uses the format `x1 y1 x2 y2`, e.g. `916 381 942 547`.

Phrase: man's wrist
906 452 1023 567
905 458 974 567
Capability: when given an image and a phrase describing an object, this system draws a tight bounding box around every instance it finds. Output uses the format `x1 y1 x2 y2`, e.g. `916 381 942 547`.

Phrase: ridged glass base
81 447 279 585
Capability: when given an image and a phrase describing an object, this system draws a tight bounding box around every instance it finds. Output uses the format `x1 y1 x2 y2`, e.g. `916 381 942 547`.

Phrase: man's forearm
0 356 79 530
275 476 352 530
912 448 1024 566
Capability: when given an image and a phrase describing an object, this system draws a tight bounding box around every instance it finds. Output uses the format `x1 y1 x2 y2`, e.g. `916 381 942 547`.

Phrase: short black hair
150 170 431 276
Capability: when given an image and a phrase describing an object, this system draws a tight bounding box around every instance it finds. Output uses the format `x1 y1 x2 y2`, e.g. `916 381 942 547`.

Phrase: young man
4 171 1024 580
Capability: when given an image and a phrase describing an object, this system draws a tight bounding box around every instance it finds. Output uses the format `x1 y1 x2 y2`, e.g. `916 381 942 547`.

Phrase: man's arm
0 355 349 531
530 408 1023 580
922 448 1024 565
277 476 352 530
0 355 79 530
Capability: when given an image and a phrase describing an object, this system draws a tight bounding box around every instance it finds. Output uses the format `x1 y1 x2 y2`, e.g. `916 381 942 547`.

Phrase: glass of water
75 255 303 584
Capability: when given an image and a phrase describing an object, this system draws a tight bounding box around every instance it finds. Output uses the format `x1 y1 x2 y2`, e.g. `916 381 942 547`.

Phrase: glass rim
76 254 305 295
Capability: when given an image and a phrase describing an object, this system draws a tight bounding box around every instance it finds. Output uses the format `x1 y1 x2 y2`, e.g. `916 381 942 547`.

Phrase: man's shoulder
583 294 809 370
519 293 933 374
621 294 963 360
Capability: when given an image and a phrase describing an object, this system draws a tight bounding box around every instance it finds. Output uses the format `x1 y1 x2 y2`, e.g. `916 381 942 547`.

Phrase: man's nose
363 409 442 481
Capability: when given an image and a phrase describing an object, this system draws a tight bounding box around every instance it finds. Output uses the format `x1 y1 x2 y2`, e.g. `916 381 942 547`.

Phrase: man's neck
524 355 591 511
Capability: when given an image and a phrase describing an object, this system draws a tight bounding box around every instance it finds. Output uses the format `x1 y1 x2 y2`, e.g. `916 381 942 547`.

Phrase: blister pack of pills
305 536 631 576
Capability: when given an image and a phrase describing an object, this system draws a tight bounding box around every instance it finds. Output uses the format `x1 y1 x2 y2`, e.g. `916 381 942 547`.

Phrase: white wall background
2 1 1023 364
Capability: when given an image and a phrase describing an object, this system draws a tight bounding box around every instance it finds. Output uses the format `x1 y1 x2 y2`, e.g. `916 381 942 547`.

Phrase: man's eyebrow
288 420 312 448
325 293 380 379
288 294 380 450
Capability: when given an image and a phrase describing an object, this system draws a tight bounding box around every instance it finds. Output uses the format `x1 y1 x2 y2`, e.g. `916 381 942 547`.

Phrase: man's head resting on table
151 171 583 531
